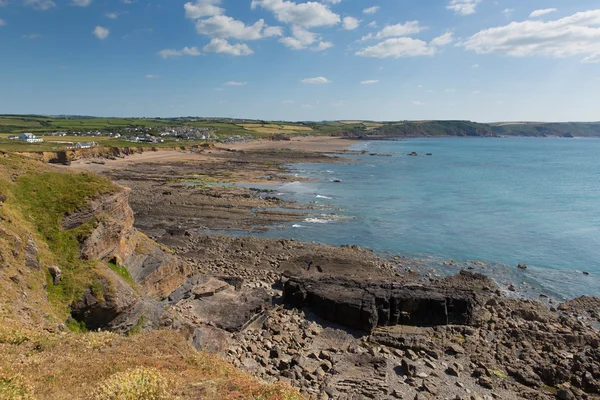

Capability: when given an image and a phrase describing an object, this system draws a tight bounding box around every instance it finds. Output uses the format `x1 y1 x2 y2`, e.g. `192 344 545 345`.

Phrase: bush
92 368 172 400
0 372 34 400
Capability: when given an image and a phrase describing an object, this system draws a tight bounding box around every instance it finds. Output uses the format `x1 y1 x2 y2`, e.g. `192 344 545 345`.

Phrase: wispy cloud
23 0 56 11
105 12 121 19
204 38 253 56
361 79 379 85
158 46 201 58
363 6 379 15
529 8 557 18
412 100 425 106
447 0 481 16
145 74 160 79
301 76 331 84
71 0 92 7
460 10 600 63
225 81 247 86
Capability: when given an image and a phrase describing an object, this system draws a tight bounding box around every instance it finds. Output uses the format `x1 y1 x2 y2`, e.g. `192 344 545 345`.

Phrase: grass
3 159 117 315
108 263 135 287
0 327 302 400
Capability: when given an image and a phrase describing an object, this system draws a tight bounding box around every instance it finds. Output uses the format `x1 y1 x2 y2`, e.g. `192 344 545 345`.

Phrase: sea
249 138 600 300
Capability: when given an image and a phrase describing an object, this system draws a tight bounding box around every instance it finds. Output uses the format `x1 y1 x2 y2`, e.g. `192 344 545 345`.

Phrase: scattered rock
48 265 62 285
517 264 528 270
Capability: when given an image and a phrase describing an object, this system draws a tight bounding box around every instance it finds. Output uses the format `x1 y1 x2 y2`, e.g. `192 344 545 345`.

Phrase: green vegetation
5 160 116 314
1 115 599 154
108 262 135 286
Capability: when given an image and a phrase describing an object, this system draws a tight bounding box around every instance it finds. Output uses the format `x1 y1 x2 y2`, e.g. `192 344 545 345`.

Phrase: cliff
0 153 299 399
14 144 213 165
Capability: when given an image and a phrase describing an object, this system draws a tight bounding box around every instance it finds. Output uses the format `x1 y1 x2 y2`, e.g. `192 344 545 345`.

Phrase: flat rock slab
185 287 271 332
192 277 230 299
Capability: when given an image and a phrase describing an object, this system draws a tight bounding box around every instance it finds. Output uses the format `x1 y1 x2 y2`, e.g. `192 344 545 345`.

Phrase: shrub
0 372 34 400
92 368 172 400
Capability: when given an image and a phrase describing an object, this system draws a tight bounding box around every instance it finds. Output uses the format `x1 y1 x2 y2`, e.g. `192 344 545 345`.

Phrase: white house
17 133 44 143
75 142 97 149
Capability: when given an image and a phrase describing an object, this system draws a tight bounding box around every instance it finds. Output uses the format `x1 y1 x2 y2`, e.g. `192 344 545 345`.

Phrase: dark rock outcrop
283 276 478 332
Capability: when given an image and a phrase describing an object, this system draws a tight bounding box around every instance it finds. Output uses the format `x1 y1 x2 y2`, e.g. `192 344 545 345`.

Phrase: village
8 126 218 148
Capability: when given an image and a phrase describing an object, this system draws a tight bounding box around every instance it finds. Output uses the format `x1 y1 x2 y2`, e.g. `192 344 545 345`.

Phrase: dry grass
0 327 302 400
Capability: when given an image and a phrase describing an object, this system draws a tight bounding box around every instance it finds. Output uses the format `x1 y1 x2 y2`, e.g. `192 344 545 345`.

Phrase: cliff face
62 185 191 300
0 154 190 334
16 145 200 165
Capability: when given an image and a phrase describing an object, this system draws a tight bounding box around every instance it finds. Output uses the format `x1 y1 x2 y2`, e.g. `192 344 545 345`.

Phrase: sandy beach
70 135 356 174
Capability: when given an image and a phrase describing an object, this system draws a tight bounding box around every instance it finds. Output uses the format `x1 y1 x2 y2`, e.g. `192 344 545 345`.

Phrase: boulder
48 265 62 285
283 276 478 332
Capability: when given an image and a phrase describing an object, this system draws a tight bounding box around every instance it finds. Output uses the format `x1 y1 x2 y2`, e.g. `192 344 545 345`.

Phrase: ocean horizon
252 137 600 300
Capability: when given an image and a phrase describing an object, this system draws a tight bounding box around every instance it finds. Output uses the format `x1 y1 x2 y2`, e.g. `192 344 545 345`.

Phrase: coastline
62 136 600 399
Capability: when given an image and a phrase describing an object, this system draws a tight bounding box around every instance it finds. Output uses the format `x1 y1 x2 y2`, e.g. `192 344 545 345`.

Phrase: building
75 142 97 149
17 133 44 143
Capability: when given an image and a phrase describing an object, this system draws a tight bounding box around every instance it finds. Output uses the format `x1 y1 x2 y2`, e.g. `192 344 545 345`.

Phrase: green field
1 115 599 153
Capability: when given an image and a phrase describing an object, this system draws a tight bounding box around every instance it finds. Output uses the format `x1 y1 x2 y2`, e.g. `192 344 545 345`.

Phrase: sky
1 0 599 122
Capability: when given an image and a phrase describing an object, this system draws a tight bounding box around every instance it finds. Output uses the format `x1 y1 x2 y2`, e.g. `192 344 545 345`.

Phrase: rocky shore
69 143 600 400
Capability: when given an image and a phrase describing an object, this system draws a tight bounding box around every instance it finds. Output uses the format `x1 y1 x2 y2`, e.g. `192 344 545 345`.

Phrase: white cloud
204 38 253 56
472 63 479 68
279 25 330 51
361 21 424 40
0 18 5 26
184 0 224 19
460 10 600 63
357 32 453 58
195 15 281 40
529 8 557 18
225 81 247 86
105 12 121 19
412 101 425 106
313 41 332 51
361 79 379 84
301 76 331 84
342 16 360 30
251 0 340 28
430 31 454 46
92 26 109 40
367 21 377 28
145 74 160 79
582 53 600 63
502 8 514 18
23 0 56 10
363 6 379 15
322 0 340 3
158 46 202 58
447 0 481 16
71 0 91 7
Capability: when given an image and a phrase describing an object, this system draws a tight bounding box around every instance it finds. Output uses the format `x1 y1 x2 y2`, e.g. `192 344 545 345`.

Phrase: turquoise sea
253 138 600 300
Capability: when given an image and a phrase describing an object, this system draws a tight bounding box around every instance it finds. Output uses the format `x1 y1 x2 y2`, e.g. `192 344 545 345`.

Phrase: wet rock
517 264 528 270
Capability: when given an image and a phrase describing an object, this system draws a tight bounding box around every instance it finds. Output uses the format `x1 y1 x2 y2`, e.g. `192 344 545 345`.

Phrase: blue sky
1 0 599 122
